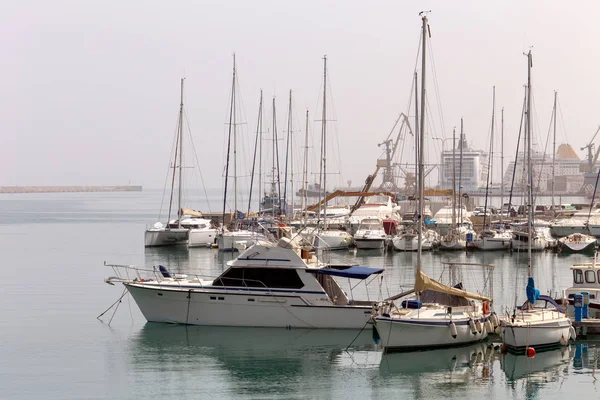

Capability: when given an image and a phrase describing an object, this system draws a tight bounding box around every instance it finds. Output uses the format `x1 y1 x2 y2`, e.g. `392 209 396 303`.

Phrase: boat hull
501 316 572 352
439 240 466 251
375 317 488 351
188 228 218 248
354 239 385 249
473 237 511 251
124 283 374 329
144 228 188 247
392 236 434 251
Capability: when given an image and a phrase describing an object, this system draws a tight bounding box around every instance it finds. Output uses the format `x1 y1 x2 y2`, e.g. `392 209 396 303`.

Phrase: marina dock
0 185 143 194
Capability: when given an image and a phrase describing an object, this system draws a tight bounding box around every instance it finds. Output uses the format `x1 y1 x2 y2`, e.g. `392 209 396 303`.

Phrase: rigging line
157 113 181 222
183 110 213 214
556 96 570 145
427 38 447 141
509 90 527 209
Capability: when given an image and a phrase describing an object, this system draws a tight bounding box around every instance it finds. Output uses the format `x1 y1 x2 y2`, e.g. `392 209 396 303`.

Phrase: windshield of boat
359 220 381 230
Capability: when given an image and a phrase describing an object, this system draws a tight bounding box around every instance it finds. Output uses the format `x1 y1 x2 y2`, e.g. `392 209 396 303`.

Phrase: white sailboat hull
550 225 588 238
511 238 547 251
188 228 218 248
125 283 373 329
501 312 573 351
375 316 488 350
144 228 188 247
439 239 466 250
354 238 385 249
473 237 511 251
392 235 434 251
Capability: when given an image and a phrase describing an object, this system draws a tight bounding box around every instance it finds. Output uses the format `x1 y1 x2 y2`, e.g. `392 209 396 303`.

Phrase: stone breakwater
0 185 143 194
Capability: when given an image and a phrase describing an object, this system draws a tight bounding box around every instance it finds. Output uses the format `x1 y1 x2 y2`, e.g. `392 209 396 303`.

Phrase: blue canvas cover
526 277 540 304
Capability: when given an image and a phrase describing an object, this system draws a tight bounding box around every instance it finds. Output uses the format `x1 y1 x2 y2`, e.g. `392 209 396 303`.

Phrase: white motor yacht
353 217 388 249
560 258 600 332
105 237 384 328
348 195 401 235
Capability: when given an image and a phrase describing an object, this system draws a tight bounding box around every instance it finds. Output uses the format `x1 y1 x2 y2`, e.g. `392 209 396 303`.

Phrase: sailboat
500 50 575 353
145 79 190 247
304 56 352 251
373 14 494 351
217 56 269 252
474 87 511 251
439 119 475 250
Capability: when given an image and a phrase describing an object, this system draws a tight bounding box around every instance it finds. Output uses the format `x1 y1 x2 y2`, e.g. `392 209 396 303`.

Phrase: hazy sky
3 1 598 193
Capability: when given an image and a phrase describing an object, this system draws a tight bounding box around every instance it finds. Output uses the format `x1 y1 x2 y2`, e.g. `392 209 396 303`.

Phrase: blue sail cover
316 266 384 280
526 277 540 304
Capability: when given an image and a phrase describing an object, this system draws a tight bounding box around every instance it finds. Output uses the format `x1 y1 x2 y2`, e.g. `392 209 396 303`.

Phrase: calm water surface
1 191 599 399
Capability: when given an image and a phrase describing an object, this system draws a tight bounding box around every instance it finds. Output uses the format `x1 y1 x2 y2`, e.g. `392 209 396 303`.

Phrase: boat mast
417 14 427 271
321 55 328 230
459 118 464 224
526 50 533 276
451 127 456 228
233 55 238 222
258 90 263 214
301 109 309 226
414 72 419 198
272 97 281 215
483 86 495 229
248 90 263 215
222 57 236 226
177 77 184 229
500 107 504 223
283 89 293 218
552 90 557 212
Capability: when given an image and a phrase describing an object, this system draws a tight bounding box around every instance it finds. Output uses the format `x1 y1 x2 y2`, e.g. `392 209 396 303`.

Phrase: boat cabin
565 262 600 301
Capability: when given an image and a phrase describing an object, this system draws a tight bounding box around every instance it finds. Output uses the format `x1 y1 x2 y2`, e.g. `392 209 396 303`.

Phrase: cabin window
213 267 305 289
586 270 596 283
573 269 583 284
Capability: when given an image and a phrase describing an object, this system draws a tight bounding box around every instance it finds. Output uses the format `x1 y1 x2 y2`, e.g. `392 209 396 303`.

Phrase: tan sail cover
414 269 490 302
181 208 203 217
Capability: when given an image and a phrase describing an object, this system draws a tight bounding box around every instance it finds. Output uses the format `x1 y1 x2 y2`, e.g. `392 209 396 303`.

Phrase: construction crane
376 113 414 192
580 125 600 173
579 126 600 194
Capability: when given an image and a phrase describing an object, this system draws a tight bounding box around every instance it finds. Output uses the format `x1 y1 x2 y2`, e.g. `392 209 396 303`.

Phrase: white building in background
502 144 583 193
439 134 488 192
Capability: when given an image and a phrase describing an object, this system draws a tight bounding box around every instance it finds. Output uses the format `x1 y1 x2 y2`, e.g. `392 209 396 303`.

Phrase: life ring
482 300 490 315
278 223 286 227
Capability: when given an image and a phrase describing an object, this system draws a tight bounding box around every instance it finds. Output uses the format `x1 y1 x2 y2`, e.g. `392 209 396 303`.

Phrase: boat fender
485 319 493 334
475 319 483 334
491 313 500 328
449 321 457 339
569 326 577 341
469 319 477 335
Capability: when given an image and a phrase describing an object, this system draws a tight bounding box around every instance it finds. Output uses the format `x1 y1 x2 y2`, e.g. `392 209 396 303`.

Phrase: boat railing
105 262 284 297
104 262 214 288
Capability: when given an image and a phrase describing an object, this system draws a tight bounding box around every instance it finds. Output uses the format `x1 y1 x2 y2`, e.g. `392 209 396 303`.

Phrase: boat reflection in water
129 324 377 397
501 344 572 398
376 343 496 398
379 342 494 376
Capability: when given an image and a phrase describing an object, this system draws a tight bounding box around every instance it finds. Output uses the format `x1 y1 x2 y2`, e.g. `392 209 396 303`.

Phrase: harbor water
1 190 599 399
